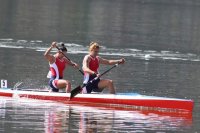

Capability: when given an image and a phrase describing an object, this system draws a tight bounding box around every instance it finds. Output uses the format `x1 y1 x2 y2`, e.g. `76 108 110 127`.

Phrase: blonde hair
89 42 100 51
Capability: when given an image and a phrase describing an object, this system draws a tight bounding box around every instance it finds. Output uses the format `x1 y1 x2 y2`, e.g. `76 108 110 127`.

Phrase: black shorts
49 77 62 92
84 75 101 93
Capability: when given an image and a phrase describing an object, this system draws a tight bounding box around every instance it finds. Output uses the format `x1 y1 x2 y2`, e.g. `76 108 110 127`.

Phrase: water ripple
0 38 200 62
0 97 192 133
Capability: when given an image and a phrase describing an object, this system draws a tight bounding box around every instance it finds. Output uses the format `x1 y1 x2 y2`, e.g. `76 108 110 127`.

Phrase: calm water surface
0 0 200 132
0 97 193 133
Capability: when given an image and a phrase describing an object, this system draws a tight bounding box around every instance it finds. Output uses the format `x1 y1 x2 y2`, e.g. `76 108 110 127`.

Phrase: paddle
69 63 119 100
56 46 84 75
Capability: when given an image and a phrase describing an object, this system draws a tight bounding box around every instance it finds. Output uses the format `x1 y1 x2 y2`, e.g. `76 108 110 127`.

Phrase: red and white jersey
83 55 99 84
47 56 68 79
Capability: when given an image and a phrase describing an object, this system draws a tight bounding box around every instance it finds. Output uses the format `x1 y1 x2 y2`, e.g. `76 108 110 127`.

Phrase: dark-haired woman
44 42 79 92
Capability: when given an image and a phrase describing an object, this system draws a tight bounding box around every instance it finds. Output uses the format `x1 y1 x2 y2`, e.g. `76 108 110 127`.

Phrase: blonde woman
82 42 125 94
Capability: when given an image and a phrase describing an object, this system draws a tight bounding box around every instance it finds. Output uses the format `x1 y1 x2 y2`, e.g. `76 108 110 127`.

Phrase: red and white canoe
0 88 193 112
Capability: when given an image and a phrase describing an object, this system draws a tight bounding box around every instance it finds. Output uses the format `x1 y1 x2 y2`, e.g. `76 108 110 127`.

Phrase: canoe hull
0 89 193 112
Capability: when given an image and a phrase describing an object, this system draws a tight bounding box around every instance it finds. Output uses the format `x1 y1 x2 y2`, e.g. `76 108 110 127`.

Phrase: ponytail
89 42 100 51
60 43 67 52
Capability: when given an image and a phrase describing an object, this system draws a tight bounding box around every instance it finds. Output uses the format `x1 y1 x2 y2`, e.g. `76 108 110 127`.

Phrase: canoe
0 88 193 112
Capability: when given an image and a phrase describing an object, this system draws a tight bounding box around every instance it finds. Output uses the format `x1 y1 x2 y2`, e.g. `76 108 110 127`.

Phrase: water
0 98 193 133
0 0 200 132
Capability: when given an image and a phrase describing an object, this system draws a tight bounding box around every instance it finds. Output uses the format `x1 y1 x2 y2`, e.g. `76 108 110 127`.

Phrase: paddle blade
70 86 82 100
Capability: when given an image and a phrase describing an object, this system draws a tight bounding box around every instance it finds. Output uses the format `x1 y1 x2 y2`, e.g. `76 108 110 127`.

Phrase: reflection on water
0 97 192 133
0 0 200 132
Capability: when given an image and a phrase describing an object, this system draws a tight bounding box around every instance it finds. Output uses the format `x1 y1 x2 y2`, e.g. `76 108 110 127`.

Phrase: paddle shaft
98 63 118 78
70 63 119 99
56 46 84 75
82 63 118 88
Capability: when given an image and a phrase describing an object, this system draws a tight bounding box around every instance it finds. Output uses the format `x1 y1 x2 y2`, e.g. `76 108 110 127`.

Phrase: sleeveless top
83 55 99 84
47 56 67 79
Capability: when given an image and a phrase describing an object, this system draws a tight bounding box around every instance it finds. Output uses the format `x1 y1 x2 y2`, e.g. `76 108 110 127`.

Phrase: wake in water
11 80 50 92
0 38 200 62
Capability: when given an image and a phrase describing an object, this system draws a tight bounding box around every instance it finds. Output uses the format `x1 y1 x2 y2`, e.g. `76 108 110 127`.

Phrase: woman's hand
118 58 125 64
91 72 100 78
72 63 79 69
51 42 57 48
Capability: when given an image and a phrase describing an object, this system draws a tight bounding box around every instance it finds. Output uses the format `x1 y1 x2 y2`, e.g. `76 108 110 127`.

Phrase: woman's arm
44 42 56 64
65 59 79 68
98 57 125 65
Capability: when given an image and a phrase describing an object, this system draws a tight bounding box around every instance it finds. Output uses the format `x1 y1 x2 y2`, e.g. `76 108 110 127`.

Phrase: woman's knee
65 80 71 86
108 80 113 85
104 80 113 88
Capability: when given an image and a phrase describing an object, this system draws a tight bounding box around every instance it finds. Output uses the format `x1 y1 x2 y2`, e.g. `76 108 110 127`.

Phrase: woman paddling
44 42 79 92
82 42 125 94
